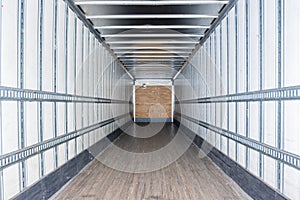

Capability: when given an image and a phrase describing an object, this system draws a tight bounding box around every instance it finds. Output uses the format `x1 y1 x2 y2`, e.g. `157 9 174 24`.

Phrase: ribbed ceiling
73 0 229 79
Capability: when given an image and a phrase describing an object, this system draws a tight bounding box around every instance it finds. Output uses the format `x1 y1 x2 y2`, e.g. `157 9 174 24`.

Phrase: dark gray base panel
174 119 287 200
13 127 125 200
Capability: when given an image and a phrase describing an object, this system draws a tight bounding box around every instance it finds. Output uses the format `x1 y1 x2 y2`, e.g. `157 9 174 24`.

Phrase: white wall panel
284 0 300 87
284 165 300 200
1 0 18 87
249 0 259 91
43 0 53 92
3 165 19 199
27 155 39 188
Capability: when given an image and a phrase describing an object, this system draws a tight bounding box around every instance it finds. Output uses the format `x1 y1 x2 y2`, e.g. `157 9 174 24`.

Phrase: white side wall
174 0 300 199
0 0 132 199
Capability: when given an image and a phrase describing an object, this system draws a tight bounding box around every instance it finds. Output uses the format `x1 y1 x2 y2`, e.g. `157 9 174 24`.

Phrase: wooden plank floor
52 123 251 200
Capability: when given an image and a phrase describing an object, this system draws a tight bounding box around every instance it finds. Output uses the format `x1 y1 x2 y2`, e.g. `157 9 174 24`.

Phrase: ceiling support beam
111 46 195 50
125 65 181 67
102 33 203 38
95 25 210 29
114 51 191 54
75 1 229 6
120 58 185 61
107 40 198 44
86 14 218 19
118 54 190 57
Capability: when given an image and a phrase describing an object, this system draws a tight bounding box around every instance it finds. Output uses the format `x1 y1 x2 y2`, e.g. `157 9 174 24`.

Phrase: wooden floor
52 123 251 200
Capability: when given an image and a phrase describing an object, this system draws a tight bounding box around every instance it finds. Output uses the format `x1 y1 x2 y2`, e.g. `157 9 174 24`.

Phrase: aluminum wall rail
0 86 128 104
177 85 300 104
176 113 300 171
0 114 127 170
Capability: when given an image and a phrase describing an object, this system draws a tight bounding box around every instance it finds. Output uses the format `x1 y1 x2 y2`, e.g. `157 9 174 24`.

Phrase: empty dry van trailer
0 0 300 199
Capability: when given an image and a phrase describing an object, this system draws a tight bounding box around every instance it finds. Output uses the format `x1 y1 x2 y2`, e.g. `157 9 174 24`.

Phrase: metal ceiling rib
72 0 229 79
75 1 229 6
